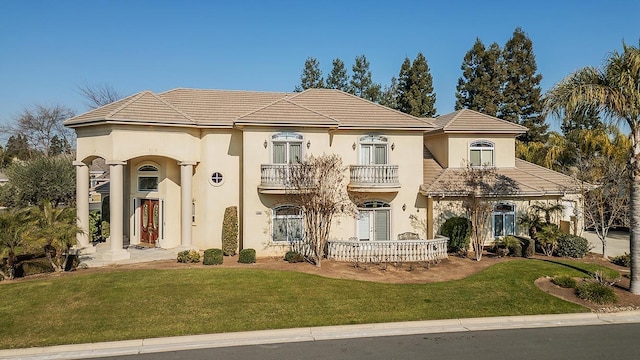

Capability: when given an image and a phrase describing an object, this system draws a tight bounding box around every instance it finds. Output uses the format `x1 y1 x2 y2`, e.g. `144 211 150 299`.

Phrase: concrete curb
3 311 640 359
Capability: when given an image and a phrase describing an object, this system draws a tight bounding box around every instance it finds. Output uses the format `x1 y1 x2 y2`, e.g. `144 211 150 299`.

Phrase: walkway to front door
140 199 159 246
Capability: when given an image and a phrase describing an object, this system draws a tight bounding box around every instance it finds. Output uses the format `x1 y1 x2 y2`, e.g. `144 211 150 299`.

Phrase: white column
179 161 196 249
73 161 94 253
102 160 130 261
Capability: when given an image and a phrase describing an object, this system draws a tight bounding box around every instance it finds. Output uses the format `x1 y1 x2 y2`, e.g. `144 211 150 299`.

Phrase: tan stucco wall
425 133 516 169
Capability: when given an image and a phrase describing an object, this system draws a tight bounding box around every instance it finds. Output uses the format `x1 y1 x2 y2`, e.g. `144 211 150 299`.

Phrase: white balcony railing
349 164 399 187
326 236 448 263
260 164 301 188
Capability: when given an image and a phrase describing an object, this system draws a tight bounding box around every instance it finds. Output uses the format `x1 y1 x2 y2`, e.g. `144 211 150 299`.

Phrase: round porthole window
209 172 224 186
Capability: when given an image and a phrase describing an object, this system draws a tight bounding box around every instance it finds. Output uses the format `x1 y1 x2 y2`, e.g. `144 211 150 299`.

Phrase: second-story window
359 135 388 165
272 132 303 164
469 140 494 167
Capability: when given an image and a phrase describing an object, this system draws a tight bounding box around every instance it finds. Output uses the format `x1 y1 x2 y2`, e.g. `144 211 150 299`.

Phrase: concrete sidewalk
2 311 640 360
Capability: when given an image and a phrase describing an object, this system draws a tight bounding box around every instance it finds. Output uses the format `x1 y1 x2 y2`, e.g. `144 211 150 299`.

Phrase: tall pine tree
326 58 349 91
396 53 436 117
500 27 547 142
349 55 381 102
380 76 399 109
455 39 503 117
294 57 324 92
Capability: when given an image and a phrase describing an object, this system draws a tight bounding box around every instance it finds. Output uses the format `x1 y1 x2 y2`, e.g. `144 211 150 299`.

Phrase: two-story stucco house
65 88 580 261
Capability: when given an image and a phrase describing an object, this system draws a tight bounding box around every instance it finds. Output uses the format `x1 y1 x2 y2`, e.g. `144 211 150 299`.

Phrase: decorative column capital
178 160 197 166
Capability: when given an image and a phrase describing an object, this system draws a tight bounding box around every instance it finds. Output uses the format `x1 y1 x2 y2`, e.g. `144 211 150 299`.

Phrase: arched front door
140 199 159 245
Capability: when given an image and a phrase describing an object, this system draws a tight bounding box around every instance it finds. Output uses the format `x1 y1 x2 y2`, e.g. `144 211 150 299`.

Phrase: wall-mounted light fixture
263 140 268 149
307 140 311 149
352 142 356 150
391 143 395 150
402 203 407 211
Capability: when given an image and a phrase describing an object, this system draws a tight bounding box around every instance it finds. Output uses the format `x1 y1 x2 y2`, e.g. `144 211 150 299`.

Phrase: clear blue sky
0 0 638 135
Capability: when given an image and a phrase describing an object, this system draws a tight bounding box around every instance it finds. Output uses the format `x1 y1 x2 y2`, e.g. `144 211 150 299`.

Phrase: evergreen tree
407 52 436 117
396 54 436 117
560 107 604 135
455 39 503 117
500 27 547 142
349 55 381 102
326 58 349 91
294 57 324 92
380 76 399 109
5 134 31 161
49 135 72 156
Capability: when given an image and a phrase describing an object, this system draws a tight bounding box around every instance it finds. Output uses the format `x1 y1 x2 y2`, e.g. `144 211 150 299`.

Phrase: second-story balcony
348 164 400 191
259 164 300 194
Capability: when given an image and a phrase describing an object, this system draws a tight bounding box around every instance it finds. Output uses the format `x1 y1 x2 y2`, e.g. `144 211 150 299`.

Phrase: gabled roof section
159 88 291 126
430 109 528 134
290 89 436 130
65 91 196 127
235 98 340 127
420 159 580 197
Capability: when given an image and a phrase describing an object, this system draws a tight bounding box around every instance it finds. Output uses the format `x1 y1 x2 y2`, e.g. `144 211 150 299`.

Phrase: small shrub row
491 236 522 257
177 250 200 263
238 248 256 264
551 275 577 288
203 249 223 265
284 251 304 263
611 253 630 268
575 281 617 305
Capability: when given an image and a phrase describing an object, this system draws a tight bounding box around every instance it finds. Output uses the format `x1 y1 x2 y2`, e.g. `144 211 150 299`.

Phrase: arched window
272 205 303 242
469 140 494 167
493 202 515 237
357 200 390 241
359 135 388 165
137 164 159 192
272 132 303 164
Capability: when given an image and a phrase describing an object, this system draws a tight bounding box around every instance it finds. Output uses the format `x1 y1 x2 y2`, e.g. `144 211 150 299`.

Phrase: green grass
0 258 617 349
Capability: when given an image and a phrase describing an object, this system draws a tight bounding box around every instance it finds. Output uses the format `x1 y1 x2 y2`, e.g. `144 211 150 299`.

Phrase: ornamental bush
555 234 590 258
238 248 256 264
518 236 535 258
575 281 617 305
284 251 304 263
203 248 223 265
611 253 630 267
222 206 238 256
177 250 200 263
551 275 577 288
440 217 471 254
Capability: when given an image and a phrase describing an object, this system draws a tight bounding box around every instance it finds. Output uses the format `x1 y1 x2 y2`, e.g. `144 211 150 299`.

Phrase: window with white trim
272 132 303 164
493 203 515 237
272 205 303 242
137 165 159 192
357 201 390 241
359 135 388 165
469 140 494 167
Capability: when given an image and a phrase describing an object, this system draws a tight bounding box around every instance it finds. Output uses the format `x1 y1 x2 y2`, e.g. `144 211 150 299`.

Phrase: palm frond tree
0 209 36 280
545 43 640 293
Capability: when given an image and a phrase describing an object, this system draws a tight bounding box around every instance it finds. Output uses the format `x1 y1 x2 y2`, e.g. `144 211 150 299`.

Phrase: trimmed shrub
177 250 200 263
575 281 617 305
611 253 631 267
440 216 471 253
15 257 54 277
555 234 590 258
222 206 239 256
238 248 256 264
101 220 110 239
203 248 223 265
551 275 577 288
518 236 535 258
284 251 304 263
491 236 522 257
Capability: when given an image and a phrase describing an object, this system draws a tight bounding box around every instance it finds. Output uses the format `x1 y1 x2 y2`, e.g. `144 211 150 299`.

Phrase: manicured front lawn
0 259 614 349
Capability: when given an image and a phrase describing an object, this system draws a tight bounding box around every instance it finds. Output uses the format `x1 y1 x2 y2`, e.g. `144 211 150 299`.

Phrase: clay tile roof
235 98 339 127
431 109 528 134
65 91 196 126
421 159 580 197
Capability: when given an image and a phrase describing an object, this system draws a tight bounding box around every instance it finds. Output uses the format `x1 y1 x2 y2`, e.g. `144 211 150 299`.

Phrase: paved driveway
582 229 629 258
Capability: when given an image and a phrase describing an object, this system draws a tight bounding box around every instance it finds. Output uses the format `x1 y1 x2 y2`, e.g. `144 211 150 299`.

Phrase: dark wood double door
140 199 159 246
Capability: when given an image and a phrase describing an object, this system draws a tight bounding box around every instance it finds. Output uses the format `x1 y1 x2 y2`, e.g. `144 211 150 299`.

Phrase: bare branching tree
285 154 357 267
447 166 519 261
2 104 75 157
77 82 122 109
